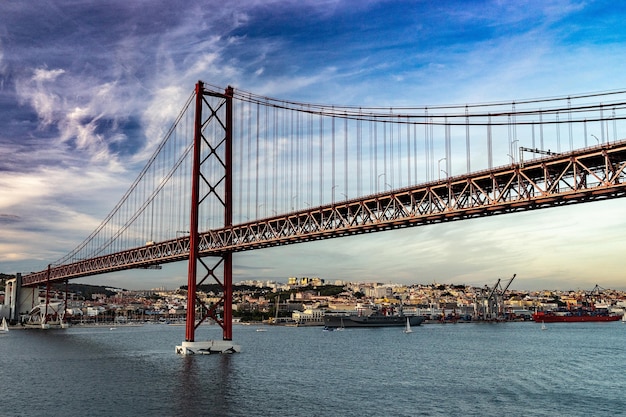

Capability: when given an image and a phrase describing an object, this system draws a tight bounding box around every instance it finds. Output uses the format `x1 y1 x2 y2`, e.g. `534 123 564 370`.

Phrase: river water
1 321 625 416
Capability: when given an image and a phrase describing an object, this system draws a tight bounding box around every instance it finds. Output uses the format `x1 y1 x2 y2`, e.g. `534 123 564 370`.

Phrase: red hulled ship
532 310 621 323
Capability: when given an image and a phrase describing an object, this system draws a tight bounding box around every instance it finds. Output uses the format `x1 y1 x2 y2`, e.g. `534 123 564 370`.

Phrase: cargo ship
323 312 425 328
532 310 621 323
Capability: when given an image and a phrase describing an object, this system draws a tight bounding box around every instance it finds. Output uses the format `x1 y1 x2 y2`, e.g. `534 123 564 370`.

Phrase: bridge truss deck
23 139 626 286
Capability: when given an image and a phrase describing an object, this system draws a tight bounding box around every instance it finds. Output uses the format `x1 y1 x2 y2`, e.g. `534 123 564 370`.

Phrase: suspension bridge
10 82 626 353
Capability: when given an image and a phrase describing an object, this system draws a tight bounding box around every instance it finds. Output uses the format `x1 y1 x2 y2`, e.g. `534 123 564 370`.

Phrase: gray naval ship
323 304 425 328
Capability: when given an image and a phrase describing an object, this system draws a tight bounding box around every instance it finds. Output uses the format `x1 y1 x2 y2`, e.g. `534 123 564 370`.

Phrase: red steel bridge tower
176 81 240 354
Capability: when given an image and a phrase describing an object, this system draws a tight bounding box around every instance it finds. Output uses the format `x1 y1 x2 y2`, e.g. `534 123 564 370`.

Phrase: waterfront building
291 307 325 325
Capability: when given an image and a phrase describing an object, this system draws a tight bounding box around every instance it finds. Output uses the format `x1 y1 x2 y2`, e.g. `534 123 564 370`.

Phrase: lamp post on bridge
438 158 446 181
591 134 600 145
507 154 515 165
511 140 519 162
377 173 385 193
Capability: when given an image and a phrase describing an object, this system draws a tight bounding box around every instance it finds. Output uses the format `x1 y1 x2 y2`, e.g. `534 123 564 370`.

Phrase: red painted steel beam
223 86 234 341
185 81 204 342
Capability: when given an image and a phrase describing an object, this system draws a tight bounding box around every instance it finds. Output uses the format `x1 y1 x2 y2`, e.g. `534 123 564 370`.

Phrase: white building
292 307 325 324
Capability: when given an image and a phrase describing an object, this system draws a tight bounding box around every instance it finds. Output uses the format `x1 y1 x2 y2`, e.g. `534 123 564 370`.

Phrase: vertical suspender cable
444 116 452 178
568 97 573 150
395 116 400 188
487 114 493 169
600 104 604 143
344 115 348 199
238 98 244 223
357 114 362 197
424 109 429 182
373 119 378 192
512 102 517 160
368 119 373 194
319 115 324 205
556 111 561 153
289 108 294 210
263 100 268 216
539 112 545 149
413 123 417 185
383 121 388 187
331 112 336 202
280 104 286 212
255 102 260 219
428 117 436 180
465 105 471 174
247 101 252 220
273 105 278 215
406 118 411 187
612 108 616 143
507 114 512 163
309 108 314 206
389 114 394 189
296 110 301 209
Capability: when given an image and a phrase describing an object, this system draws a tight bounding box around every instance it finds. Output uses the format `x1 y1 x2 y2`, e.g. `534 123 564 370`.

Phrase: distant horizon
3 273 623 294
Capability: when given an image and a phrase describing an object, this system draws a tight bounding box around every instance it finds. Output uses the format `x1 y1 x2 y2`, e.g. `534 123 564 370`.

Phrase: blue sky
1 0 626 291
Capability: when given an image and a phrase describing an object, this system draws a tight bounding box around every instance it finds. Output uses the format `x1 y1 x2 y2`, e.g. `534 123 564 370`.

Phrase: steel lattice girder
201 141 626 251
22 140 626 286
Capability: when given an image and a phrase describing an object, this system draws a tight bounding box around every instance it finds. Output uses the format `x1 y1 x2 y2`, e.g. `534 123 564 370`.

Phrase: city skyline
1 1 626 291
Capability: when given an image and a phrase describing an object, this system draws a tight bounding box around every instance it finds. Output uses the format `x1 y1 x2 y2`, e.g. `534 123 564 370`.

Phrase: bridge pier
175 340 241 355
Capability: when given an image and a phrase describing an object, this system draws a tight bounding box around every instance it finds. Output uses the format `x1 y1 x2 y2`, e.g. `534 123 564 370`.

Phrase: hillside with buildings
3 273 625 326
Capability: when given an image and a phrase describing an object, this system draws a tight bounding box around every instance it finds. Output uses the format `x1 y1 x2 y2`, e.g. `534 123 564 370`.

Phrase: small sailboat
403 317 413 333
1 317 9 333
622 314 626 323
541 321 547 330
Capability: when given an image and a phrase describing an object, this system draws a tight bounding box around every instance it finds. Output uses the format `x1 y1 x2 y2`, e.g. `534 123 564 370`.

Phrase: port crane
585 284 608 309
474 274 516 320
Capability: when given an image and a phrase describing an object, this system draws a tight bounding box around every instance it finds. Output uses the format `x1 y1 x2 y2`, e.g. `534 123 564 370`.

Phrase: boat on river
324 303 425 328
403 317 413 333
532 310 621 323
324 311 424 328
324 313 424 328
1 317 8 333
